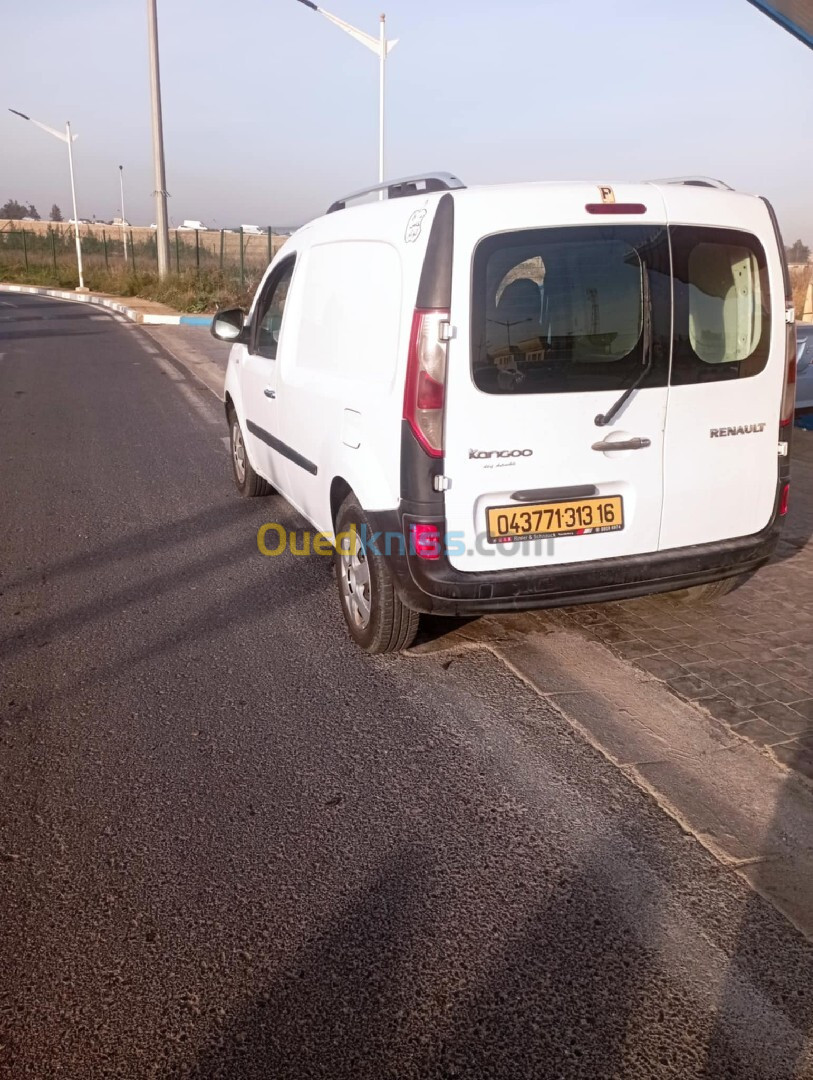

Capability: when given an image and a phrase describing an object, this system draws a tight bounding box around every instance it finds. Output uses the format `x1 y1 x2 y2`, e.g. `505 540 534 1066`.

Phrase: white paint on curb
0 283 210 327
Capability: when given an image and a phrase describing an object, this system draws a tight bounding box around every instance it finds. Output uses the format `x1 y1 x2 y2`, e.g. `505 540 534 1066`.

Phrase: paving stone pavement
524 428 813 785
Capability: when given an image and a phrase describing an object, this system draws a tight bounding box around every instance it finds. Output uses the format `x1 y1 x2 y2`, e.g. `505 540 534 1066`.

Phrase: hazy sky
2 0 812 238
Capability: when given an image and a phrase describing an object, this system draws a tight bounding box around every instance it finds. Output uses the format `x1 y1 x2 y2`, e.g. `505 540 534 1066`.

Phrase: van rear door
656 194 784 549
443 191 671 574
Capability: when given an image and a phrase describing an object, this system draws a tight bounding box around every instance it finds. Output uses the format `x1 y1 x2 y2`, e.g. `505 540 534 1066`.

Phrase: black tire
663 576 743 606
228 409 272 497
333 495 420 654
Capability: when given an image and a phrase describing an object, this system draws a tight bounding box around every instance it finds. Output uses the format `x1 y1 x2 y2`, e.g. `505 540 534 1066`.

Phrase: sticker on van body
405 208 427 243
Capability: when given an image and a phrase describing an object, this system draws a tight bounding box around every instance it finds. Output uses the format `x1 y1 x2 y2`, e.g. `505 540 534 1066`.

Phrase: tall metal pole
291 4 396 192
65 122 85 290
379 14 386 190
119 165 129 266
147 0 170 279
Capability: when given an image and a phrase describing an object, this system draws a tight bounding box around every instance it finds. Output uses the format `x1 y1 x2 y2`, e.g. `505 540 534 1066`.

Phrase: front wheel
333 495 420 654
229 410 272 497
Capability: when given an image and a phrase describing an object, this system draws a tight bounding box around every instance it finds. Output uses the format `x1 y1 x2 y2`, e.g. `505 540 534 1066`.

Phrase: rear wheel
334 495 420 654
228 410 272 497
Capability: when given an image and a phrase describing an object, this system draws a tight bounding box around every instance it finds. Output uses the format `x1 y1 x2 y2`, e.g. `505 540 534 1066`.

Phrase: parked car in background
796 323 813 412
178 219 208 231
241 224 264 235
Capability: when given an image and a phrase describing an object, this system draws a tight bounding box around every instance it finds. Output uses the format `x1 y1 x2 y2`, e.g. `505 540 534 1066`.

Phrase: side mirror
211 307 246 343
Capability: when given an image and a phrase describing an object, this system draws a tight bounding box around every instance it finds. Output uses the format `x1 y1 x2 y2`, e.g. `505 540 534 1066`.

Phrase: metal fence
0 221 286 285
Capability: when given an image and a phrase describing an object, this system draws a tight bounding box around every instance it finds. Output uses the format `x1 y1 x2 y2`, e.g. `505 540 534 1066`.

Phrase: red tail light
781 304 797 428
779 483 790 516
403 308 450 458
410 522 442 560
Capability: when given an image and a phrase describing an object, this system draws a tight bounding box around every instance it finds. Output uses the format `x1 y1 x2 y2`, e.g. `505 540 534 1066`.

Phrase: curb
0 283 211 327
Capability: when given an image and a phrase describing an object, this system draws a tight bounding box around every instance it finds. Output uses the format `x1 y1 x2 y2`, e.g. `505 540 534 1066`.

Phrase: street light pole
7 108 86 291
119 165 128 266
293 0 398 187
378 14 385 187
65 122 85 290
147 0 170 279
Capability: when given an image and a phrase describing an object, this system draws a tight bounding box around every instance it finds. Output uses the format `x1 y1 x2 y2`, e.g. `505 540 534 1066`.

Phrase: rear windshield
471 225 671 395
471 224 771 394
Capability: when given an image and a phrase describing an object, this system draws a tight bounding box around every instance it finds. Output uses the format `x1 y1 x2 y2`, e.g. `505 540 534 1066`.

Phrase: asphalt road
2 293 813 1080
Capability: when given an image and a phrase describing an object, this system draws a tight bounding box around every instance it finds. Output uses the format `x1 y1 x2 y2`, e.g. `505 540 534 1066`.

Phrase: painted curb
0 283 212 328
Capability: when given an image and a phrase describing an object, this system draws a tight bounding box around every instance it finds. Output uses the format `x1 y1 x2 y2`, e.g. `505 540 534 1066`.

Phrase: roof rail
327 172 465 214
649 176 734 191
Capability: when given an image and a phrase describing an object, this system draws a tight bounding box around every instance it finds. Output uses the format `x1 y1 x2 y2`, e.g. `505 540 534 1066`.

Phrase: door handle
591 436 651 452
264 388 276 399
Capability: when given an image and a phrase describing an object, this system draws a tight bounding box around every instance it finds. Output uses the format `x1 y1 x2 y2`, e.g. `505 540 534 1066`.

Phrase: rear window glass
670 226 770 384
471 225 671 395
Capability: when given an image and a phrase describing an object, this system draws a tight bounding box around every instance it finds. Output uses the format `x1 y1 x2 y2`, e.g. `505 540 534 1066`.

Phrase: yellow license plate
486 495 624 543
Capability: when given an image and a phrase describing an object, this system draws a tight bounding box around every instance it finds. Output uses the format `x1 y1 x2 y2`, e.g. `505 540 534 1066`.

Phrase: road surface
2 293 812 1079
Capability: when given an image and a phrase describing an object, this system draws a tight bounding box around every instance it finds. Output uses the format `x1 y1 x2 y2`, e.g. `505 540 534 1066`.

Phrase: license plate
486 495 624 543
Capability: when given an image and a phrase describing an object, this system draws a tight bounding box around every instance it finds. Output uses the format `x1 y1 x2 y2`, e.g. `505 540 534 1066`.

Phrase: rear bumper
369 487 785 616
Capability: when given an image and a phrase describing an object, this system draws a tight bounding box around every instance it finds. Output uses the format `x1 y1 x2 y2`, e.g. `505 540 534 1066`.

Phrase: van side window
670 227 770 383
471 226 671 395
254 259 295 360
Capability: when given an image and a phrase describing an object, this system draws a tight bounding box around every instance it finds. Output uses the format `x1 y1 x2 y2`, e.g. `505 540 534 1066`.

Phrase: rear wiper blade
595 267 653 428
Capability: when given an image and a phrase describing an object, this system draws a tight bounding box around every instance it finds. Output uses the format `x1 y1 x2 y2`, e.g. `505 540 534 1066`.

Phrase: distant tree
0 198 28 220
26 203 40 221
786 239 811 264
50 204 63 222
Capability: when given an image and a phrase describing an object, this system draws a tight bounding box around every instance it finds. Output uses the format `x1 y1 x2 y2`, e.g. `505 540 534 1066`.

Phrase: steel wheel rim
232 421 246 483
339 529 371 630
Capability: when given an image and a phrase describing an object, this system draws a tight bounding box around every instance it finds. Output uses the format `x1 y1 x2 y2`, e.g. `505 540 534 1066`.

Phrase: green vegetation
1 198 40 220
0 223 271 312
786 239 811 264
0 262 256 314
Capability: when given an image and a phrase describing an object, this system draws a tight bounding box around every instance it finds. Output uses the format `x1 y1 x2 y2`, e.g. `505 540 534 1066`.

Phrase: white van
212 173 795 653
